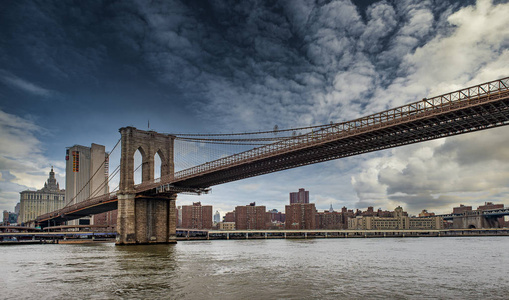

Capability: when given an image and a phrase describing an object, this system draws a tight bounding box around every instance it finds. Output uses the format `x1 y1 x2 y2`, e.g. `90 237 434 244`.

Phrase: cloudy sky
1 0 509 217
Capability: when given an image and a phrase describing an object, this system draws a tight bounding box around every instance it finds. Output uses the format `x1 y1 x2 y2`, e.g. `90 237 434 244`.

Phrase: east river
1 237 508 299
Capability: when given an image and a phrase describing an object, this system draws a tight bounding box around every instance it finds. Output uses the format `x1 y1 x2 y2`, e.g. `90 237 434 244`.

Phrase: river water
1 237 508 299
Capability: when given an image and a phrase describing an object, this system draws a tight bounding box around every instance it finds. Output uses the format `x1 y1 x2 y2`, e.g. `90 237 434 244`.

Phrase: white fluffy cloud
353 127 509 214
0 109 64 212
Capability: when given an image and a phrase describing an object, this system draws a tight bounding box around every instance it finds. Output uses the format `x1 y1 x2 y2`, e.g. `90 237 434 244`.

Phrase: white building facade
18 168 65 224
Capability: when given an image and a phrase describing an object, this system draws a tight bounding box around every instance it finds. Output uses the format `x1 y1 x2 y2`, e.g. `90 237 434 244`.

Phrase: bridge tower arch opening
117 127 177 245
133 148 144 185
154 151 162 180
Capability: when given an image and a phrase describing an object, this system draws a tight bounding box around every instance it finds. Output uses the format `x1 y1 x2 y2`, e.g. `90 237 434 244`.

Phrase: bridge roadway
36 77 509 225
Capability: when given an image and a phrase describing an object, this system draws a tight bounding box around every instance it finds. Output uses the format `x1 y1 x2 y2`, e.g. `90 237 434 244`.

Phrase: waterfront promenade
2 228 509 244
181 228 509 240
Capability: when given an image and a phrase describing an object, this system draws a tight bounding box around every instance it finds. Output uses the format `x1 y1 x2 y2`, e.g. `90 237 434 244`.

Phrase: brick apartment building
235 202 269 230
290 188 309 204
316 210 344 229
285 203 316 229
181 202 213 229
223 211 235 223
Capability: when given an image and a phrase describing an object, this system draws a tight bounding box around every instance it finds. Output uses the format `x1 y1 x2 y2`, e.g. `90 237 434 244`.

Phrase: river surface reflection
1 237 508 299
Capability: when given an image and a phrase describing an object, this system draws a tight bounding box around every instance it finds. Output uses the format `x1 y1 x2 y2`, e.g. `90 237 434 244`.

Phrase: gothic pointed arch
119 127 176 193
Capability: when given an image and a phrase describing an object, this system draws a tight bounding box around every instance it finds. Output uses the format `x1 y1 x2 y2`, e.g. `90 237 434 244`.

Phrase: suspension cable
175 139 276 146
169 122 336 137
90 165 120 198
175 136 296 142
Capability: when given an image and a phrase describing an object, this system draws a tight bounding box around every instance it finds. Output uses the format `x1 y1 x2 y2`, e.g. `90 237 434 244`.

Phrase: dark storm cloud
127 0 412 129
0 2 106 83
0 0 470 130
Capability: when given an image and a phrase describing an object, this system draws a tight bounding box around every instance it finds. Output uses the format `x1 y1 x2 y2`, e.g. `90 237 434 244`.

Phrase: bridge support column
117 193 136 245
116 193 177 245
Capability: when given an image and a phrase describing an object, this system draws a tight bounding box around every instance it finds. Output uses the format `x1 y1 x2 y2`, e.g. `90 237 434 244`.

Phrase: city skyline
2 0 509 216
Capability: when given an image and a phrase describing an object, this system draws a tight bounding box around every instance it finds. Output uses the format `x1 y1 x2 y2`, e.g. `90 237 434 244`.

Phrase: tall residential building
235 202 268 230
18 168 65 224
65 144 109 225
290 188 309 204
181 202 213 229
213 211 221 224
285 203 316 229
316 211 344 229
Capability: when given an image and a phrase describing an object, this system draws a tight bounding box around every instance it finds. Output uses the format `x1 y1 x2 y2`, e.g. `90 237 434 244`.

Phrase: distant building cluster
171 188 509 231
348 206 443 230
4 166 509 232
174 188 457 231
2 209 18 226
6 143 117 228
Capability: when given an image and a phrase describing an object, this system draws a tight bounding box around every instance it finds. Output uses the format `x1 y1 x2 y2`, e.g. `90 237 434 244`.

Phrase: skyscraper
289 188 309 204
65 144 109 225
213 211 221 224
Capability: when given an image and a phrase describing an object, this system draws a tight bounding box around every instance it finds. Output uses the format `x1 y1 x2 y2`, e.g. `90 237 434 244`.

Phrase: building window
73 151 80 172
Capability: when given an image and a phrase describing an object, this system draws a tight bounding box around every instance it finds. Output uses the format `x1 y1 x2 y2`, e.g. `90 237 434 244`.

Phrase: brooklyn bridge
35 77 509 244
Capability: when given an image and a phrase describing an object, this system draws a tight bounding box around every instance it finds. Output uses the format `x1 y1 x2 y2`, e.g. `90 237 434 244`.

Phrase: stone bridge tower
117 127 177 245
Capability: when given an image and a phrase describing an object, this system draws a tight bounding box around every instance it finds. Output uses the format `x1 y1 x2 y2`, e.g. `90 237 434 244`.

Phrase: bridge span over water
36 77 509 244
